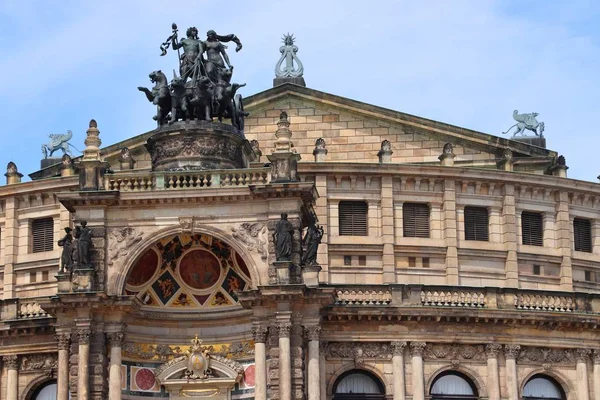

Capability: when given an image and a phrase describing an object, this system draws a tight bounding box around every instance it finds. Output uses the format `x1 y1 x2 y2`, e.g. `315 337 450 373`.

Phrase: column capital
252 325 269 343
277 322 292 338
77 329 91 345
56 333 71 350
107 332 125 347
4 355 18 369
504 344 521 360
409 342 426 357
391 341 407 356
485 343 502 358
305 325 321 341
576 348 591 362
593 350 600 365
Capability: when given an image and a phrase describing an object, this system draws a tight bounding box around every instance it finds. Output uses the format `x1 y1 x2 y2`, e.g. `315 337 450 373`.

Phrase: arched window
523 374 565 400
31 380 57 400
430 371 478 400
333 370 385 400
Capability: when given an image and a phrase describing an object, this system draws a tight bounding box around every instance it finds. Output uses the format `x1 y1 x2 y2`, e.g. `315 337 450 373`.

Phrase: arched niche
121 231 255 311
154 354 243 400
111 224 265 296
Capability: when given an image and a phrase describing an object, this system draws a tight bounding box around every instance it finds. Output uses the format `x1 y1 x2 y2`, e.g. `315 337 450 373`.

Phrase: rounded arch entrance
120 229 258 310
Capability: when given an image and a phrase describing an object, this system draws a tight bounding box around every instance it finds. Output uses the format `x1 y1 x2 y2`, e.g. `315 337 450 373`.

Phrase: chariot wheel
233 94 245 132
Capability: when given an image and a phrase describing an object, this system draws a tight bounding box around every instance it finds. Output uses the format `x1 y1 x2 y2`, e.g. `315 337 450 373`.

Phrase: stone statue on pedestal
57 228 73 273
301 220 324 266
77 221 92 268
273 213 294 261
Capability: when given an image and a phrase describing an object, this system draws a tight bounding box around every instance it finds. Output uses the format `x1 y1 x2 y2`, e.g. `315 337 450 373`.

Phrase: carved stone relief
20 353 58 371
107 227 144 266
232 222 268 259
424 343 486 362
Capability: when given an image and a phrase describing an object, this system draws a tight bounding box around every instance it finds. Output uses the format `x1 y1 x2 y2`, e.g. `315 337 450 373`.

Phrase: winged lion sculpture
502 110 545 137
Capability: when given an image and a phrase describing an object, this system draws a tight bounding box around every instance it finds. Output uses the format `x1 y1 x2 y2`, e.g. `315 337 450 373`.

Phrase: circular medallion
135 368 156 391
127 249 159 287
178 249 221 290
244 364 256 387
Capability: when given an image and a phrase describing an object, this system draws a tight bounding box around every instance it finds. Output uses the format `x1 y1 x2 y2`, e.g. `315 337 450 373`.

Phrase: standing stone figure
171 26 205 79
77 221 93 268
57 227 73 273
273 213 294 261
204 30 242 84
301 221 324 266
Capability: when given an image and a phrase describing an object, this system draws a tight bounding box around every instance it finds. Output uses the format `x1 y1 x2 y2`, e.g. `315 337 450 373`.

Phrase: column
252 325 268 400
306 326 321 400
502 184 519 287
391 341 407 400
504 345 520 400
410 342 426 400
56 333 71 400
319 342 328 400
576 349 591 400
485 344 502 400
443 180 459 285
77 329 91 400
381 176 395 283
278 322 292 400
107 332 125 400
556 191 574 290
5 355 18 400
593 350 600 400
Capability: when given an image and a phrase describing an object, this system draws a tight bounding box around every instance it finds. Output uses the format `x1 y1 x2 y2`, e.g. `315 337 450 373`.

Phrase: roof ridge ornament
502 110 545 137
273 33 306 87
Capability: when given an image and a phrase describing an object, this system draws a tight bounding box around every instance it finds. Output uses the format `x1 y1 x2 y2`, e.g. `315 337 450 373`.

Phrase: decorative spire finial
274 33 306 87
83 119 101 161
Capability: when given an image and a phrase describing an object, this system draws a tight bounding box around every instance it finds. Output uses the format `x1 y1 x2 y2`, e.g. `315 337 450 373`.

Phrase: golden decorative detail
122 339 255 362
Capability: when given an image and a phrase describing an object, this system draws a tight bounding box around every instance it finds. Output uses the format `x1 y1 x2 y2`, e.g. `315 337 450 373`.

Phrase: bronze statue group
138 24 248 130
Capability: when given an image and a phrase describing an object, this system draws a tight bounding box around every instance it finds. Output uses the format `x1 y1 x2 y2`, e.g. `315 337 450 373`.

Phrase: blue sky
0 0 599 181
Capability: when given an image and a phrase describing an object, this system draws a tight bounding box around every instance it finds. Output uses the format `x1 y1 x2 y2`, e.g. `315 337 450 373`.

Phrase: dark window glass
522 212 543 246
574 218 592 253
339 201 368 236
32 218 54 253
464 207 489 241
403 203 430 238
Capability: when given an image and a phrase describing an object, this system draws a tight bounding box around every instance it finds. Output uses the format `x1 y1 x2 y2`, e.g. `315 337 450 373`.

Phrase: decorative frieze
518 346 577 365
122 340 254 361
576 348 592 362
423 343 486 362
326 342 393 360
20 353 58 371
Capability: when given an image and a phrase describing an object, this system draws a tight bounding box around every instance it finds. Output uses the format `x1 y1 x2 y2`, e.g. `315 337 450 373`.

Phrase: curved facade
0 83 599 400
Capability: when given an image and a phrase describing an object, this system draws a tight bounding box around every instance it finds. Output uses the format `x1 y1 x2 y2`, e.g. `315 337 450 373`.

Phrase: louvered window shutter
32 218 54 253
339 201 368 236
574 218 592 253
403 203 430 238
521 211 543 246
464 207 489 241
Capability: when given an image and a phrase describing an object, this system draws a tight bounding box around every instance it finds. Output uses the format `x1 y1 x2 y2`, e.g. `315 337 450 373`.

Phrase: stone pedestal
56 272 72 293
273 77 306 87
378 140 393 164
146 121 253 171
301 264 321 287
274 261 292 285
72 268 95 292
438 152 456 167
313 139 328 162
42 157 63 169
512 136 546 148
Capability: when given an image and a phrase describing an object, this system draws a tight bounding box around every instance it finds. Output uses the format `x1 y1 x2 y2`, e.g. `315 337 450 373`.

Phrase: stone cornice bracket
410 342 426 357
4 355 19 369
504 344 521 360
252 325 269 343
305 325 321 341
576 348 591 362
485 343 503 358
107 332 125 347
391 341 407 356
277 322 292 338
77 329 91 345
56 333 71 350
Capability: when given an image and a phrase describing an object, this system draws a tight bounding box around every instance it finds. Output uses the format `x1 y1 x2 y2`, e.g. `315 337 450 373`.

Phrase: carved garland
20 354 58 372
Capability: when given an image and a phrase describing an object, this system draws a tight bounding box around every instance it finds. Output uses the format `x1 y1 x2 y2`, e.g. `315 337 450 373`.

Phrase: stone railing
105 167 271 192
421 289 485 308
18 300 48 319
330 285 598 314
335 287 392 305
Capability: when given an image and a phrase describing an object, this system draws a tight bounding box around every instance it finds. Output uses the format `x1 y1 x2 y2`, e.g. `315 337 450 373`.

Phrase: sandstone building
0 75 599 400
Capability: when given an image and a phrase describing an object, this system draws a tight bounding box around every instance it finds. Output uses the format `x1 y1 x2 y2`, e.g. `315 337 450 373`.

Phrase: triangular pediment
242 83 556 169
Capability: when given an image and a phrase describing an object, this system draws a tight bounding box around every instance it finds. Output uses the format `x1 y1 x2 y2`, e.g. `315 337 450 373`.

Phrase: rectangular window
585 270 593 282
32 218 54 253
464 207 489 241
408 257 416 268
522 211 543 246
29 272 37 283
422 257 430 268
344 255 352 266
339 201 368 236
358 255 367 266
574 218 592 253
533 264 541 276
42 271 49 281
402 203 430 238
